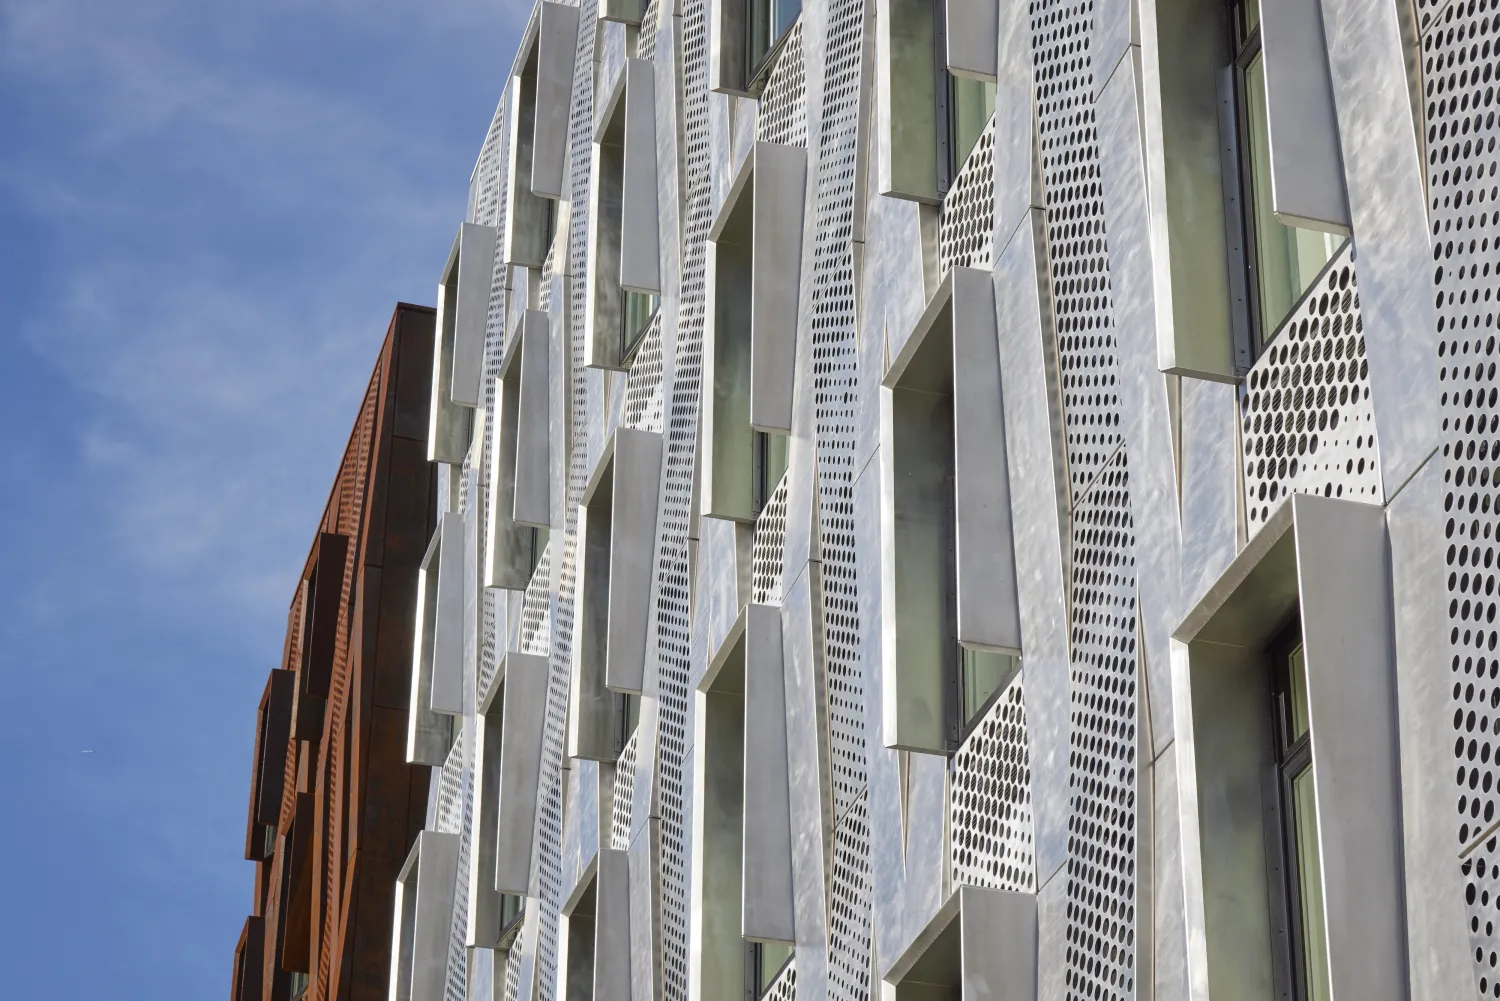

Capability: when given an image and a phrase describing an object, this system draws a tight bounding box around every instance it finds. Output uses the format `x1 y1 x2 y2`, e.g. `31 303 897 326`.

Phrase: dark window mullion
1230 19 1270 359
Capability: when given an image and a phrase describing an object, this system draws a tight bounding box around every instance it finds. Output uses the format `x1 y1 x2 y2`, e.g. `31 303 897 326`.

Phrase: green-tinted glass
748 0 771 73
500 892 523 928
1242 0 1260 35
1292 766 1332 1001
621 290 658 360
765 431 789 495
756 942 794 993
950 77 996 175
774 0 801 43
962 649 1014 725
1243 53 1339 342
1288 643 1310 740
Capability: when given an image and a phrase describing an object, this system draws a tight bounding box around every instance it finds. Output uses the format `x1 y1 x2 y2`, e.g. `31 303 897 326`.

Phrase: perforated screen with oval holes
757 20 808 148
1027 3 1142 999
1031 1 1122 507
950 672 1035 893
623 312 666 432
1428 0 1500 992
652 0 715 997
751 470 790 604
1238 245 1380 533
612 728 639 850
1064 451 1139 1001
807 0 873 995
827 793 872 1001
637 0 661 59
525 6 604 1000
939 113 997 274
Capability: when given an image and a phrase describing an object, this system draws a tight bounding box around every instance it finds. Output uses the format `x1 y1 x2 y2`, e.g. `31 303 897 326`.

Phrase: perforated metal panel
612 730 639 850
810 0 871 835
472 103 508 229
514 7 604 1001
764 958 797 1001
644 0 718 991
1238 247 1380 532
520 546 555 656
827 794 872 1001
751 470 789 605
1064 450 1139 1001
435 734 467 834
756 21 808 148
950 672 1034 893
1429 3 1500 992
1031 0 1121 506
1026 5 1142 996
623 312 666 432
637 0 661 59
939 114 997 273
503 935 524 1001
444 752 475 1001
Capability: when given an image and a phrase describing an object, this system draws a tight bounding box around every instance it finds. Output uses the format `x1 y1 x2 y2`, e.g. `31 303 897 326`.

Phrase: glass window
747 941 794 998
752 430 789 514
500 892 524 934
620 290 659 363
960 648 1015 728
949 77 996 177
1272 629 1331 1001
616 691 640 757
1233 2 1342 351
746 0 802 87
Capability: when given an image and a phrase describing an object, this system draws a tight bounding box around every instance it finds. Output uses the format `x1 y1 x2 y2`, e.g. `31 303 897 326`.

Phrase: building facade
379 0 1471 1000
233 304 439 1001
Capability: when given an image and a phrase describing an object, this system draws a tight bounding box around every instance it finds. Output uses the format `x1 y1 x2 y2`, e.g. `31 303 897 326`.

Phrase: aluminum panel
496 652 551 895
1321 0 1440 499
594 848 632 998
950 266 1021 656
959 886 1037 1001
876 0 940 202
468 710 506 948
1261 0 1352 233
516 309 553 528
1138 0 1238 381
414 831 462 1001
504 80 552 269
452 223 501 408
992 212 1070 882
742 603 796 943
533 2 581 200
945 0 997 81
621 58 661 295
409 525 453 766
1385 456 1473 1001
750 141 806 434
603 428 662 695
431 512 466 716
1292 494 1407 1001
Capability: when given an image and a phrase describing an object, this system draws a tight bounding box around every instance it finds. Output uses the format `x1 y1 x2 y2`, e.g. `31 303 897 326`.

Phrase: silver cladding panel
1237 245 1381 534
1431 1 1500 991
390 0 1464 998
938 115 996 274
950 672 1034 893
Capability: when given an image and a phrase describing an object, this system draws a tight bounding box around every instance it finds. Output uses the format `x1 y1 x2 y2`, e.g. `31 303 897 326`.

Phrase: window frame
743 0 801 94
1226 0 1351 363
1266 618 1328 1001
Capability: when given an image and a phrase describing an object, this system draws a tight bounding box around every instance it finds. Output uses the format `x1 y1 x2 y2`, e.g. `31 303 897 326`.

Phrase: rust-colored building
231 303 438 1001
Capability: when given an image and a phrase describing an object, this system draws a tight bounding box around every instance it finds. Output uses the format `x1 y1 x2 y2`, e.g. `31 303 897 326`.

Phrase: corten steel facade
233 304 439 1001
366 0 1484 1000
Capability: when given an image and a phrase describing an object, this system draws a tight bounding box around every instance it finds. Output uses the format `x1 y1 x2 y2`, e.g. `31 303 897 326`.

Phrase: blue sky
0 1 521 994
